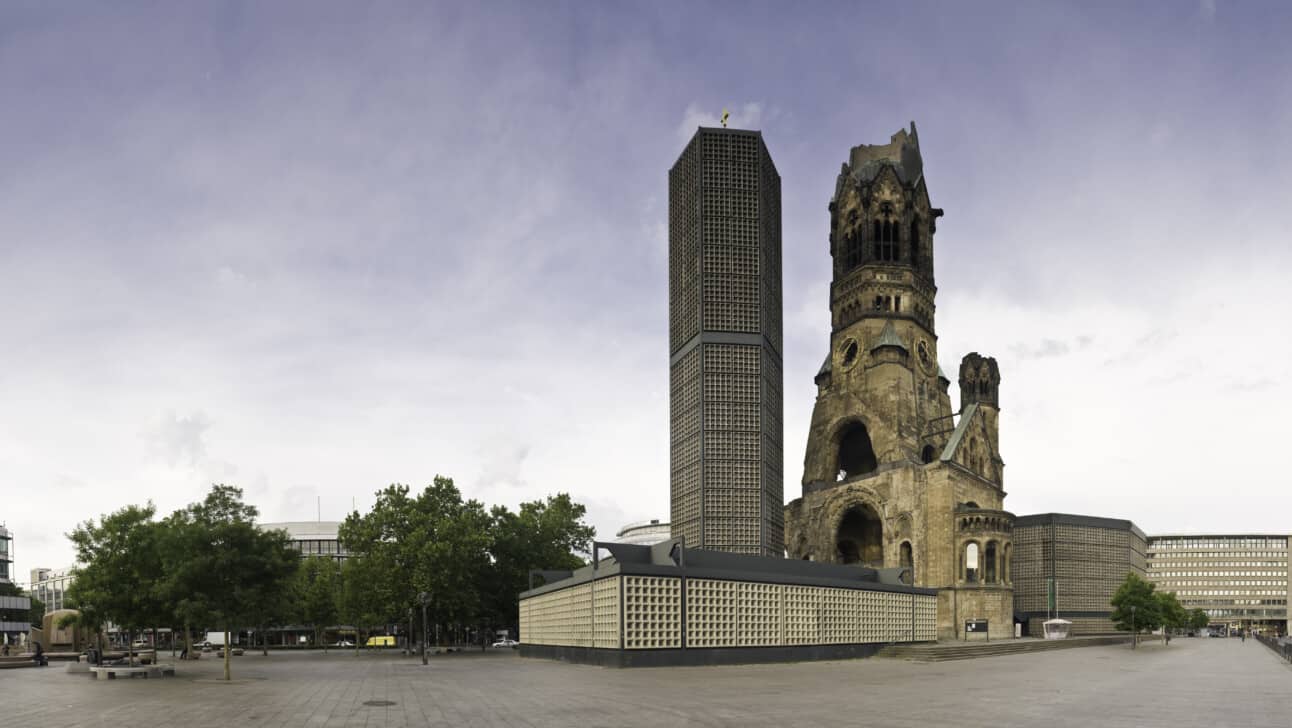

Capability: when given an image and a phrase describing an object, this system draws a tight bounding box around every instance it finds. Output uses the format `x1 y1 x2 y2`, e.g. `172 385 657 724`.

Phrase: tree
484 494 594 632
294 556 341 651
339 478 493 642
338 556 388 654
65 504 167 666
1110 572 1162 648
1189 608 1211 632
242 526 301 656
166 485 299 680
1155 590 1187 645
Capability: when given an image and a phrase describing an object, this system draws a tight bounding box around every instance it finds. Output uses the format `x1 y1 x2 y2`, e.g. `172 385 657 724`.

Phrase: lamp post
418 592 430 666
1131 605 1137 650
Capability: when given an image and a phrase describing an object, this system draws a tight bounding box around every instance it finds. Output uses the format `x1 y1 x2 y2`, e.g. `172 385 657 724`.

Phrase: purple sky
3 1 1290 578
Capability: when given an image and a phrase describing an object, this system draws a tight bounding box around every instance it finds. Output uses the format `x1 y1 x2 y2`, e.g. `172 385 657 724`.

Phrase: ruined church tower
785 124 1015 640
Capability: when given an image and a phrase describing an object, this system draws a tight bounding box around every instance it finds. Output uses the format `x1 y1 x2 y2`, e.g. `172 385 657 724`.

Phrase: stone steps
878 635 1132 662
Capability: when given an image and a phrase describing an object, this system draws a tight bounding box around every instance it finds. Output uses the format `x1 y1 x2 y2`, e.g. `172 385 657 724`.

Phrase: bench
91 664 175 680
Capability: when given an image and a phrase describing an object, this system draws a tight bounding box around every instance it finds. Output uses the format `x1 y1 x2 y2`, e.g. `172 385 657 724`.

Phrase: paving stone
3 639 1290 727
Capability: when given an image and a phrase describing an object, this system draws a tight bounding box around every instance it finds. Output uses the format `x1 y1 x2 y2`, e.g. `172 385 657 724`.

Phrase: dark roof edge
1014 512 1146 541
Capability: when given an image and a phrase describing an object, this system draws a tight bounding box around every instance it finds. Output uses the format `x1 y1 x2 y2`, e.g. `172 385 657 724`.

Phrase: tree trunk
184 622 191 661
261 624 268 656
320 625 326 653
223 628 231 681
354 628 360 656
129 629 135 667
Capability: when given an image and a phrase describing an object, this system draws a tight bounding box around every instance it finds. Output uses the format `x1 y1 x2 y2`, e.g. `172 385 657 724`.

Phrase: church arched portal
836 503 883 566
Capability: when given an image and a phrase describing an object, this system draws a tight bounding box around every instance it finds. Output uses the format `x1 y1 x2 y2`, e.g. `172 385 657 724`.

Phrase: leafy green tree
157 506 215 662
338 555 389 654
1155 590 1187 645
294 556 341 651
1189 608 1210 632
165 485 299 680
339 478 493 641
65 504 167 666
1110 572 1162 648
484 494 594 630
242 526 300 656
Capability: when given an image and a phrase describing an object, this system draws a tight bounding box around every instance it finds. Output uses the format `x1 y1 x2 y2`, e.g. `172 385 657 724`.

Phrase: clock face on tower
917 340 935 375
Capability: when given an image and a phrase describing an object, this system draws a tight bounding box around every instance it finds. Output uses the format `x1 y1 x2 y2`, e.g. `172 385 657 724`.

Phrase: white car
332 640 355 648
491 639 519 649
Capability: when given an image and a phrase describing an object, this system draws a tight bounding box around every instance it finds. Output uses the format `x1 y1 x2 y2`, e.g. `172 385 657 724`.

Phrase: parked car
366 635 395 647
218 646 245 656
491 639 520 649
333 639 355 648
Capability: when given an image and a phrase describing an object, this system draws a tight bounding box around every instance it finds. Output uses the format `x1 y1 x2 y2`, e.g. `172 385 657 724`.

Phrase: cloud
1011 338 1076 360
143 411 212 468
1199 0 1217 22
676 102 764 142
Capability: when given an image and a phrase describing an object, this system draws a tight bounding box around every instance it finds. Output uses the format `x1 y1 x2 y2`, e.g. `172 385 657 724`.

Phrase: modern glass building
0 525 12 585
258 521 348 562
1146 534 1290 634
30 566 75 614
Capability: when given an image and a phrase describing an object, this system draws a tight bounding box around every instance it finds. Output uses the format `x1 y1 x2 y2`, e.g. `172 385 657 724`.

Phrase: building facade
784 124 1015 640
0 525 12 586
615 520 671 546
520 539 935 666
669 127 784 557
1147 534 1290 634
30 566 74 614
259 521 348 562
1013 513 1147 636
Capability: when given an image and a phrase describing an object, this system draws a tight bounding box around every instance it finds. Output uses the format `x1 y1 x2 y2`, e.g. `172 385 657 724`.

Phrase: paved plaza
3 638 1289 727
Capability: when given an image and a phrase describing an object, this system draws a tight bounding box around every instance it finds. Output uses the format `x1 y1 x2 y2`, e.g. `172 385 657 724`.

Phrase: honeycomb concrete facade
784 124 1014 640
669 127 783 557
1013 513 1147 636
519 540 935 666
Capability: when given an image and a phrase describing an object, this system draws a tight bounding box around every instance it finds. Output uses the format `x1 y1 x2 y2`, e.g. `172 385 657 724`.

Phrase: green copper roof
940 402 979 462
870 321 907 352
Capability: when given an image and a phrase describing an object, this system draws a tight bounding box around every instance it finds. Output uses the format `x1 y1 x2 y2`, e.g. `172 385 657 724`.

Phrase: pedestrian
33 641 46 667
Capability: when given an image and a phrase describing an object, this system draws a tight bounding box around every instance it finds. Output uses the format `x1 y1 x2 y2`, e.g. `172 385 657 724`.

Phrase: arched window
837 504 883 566
837 423 878 479
900 541 914 584
921 444 936 464
964 542 980 583
910 217 920 268
1003 543 1012 584
985 541 998 583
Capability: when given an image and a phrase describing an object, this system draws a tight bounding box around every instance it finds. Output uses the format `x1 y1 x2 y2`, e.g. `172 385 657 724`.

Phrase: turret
958 353 1000 411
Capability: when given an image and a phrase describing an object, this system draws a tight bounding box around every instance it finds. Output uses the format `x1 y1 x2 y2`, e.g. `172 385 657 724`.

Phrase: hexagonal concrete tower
669 127 784 558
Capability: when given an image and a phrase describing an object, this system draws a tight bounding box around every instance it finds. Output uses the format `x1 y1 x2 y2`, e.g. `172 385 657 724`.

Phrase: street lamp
1131 605 1137 650
418 592 430 666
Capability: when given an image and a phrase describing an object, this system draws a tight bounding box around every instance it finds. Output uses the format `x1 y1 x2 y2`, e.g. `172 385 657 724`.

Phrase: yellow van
365 635 395 648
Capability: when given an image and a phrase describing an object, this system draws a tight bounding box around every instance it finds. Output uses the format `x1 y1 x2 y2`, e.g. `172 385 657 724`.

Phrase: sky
2 1 1291 580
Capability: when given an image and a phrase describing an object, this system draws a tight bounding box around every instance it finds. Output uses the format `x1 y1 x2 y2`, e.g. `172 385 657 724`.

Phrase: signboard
965 619 988 634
